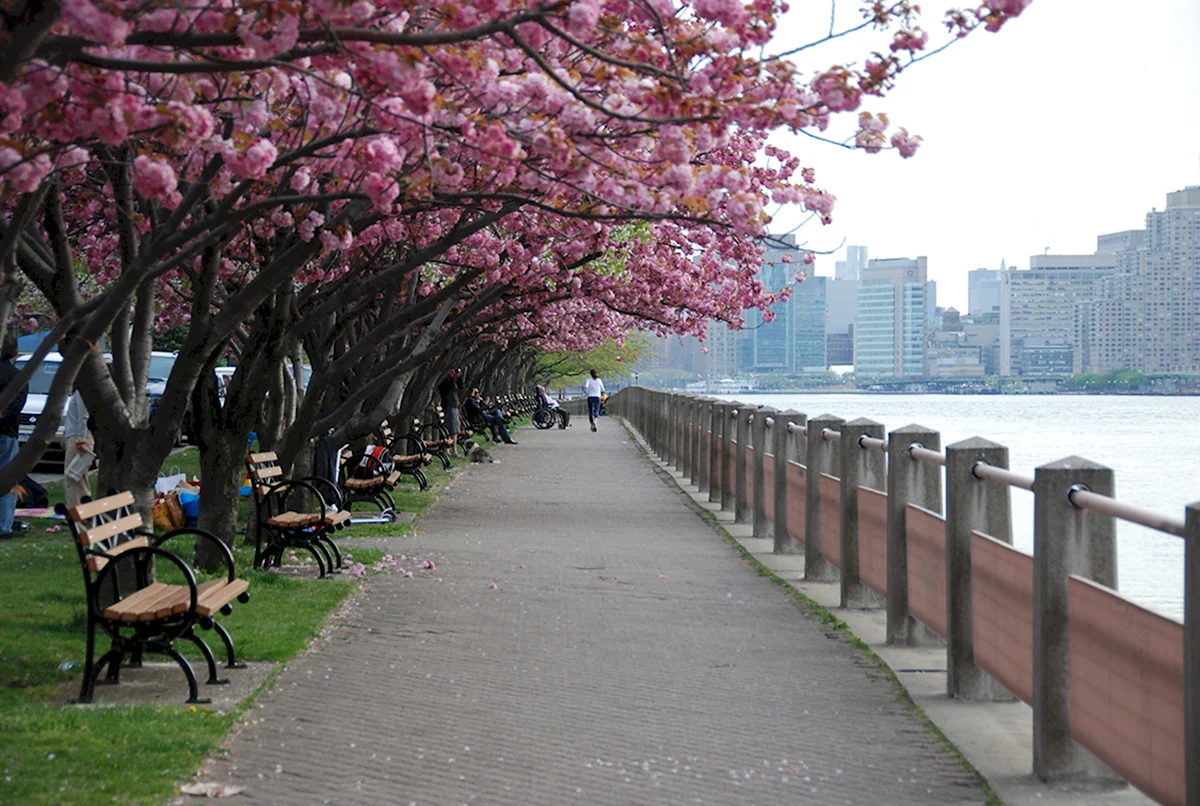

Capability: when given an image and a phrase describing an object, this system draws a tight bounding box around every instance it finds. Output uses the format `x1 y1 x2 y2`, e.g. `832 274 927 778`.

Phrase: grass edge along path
0 443 477 806
621 419 1005 806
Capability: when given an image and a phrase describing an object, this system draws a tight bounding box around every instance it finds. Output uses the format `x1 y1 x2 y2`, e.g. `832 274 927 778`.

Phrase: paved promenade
204 419 989 804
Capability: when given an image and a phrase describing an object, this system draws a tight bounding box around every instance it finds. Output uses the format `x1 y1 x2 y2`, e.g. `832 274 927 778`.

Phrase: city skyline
764 0 1200 313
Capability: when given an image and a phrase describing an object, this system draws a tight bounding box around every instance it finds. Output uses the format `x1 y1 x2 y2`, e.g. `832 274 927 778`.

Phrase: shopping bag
152 492 185 532
154 472 187 494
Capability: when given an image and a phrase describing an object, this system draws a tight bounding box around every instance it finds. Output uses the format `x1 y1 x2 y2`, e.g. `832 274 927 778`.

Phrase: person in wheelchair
535 384 570 429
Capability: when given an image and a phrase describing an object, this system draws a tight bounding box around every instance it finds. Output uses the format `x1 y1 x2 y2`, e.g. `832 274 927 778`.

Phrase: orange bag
152 492 185 532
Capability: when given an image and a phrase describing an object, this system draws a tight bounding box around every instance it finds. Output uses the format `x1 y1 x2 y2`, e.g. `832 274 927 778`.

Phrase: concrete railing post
804 414 844 582
752 407 773 538
676 395 686 474
734 406 752 524
646 390 657 452
945 437 1013 700
665 392 676 465
1186 502 1199 806
1032 456 1118 782
839 418 886 609
886 425 942 646
688 397 700 487
662 391 672 455
720 403 737 511
685 396 696 479
773 410 802 554
707 400 721 503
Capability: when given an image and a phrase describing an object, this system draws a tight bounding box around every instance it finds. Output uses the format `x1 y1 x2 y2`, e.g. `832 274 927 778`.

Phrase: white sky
764 0 1200 311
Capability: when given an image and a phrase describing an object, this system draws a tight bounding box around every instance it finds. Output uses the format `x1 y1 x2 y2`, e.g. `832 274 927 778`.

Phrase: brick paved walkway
205 418 987 804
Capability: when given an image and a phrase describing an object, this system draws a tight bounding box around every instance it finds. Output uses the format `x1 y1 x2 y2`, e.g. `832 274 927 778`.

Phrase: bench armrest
262 478 330 518
146 527 238 583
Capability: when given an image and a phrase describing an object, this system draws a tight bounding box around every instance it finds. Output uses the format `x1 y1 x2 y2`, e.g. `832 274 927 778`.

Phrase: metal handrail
972 461 1035 491
764 417 775 428
822 428 841 441
1068 486 1186 538
786 422 805 435
909 445 946 466
859 435 886 452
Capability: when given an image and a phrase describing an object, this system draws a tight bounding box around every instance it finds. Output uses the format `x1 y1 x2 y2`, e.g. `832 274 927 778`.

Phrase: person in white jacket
582 369 605 432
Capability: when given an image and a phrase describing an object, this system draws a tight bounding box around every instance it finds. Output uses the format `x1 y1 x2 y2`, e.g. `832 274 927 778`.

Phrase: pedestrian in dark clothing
437 369 462 455
0 334 28 538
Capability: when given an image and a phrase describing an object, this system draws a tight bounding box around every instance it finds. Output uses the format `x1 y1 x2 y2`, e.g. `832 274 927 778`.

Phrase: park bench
246 451 351 577
413 418 455 470
338 434 435 519
64 491 250 704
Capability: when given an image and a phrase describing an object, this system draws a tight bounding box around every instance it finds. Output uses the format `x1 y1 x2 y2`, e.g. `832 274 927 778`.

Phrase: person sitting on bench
464 388 517 444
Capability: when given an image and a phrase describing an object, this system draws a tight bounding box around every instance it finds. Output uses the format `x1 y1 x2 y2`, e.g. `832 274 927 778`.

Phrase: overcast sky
764 0 1200 311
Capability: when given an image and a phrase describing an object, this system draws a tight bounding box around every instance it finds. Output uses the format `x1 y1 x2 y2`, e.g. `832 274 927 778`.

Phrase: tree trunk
195 429 246 570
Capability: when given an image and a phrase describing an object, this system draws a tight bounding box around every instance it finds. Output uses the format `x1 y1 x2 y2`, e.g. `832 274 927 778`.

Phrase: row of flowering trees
0 0 1028 550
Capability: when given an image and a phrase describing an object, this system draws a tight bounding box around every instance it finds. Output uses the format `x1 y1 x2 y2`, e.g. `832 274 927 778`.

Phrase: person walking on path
0 334 28 538
63 388 94 510
437 369 463 456
583 368 605 432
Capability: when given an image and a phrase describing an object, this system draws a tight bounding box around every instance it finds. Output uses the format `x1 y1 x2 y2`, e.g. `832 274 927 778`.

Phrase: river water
713 392 1195 621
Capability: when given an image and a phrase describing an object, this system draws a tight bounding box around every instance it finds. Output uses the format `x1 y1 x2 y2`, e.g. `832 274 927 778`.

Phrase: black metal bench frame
64 491 250 704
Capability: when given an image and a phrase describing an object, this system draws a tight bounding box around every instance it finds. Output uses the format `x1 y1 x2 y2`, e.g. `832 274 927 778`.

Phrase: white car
15 352 69 465
16 351 181 464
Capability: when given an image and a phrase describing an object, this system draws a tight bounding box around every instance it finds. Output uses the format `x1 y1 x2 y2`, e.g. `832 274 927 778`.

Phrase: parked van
15 352 68 466
16 351 180 465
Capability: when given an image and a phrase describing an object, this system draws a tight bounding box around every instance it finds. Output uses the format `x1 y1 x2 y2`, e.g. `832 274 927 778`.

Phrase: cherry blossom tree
0 0 1032 531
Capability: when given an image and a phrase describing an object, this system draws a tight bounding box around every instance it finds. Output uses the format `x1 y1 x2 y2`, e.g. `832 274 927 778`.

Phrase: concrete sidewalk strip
198 421 991 804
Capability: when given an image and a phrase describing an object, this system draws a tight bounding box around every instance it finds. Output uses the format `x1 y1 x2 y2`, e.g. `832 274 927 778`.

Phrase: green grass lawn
0 440 474 805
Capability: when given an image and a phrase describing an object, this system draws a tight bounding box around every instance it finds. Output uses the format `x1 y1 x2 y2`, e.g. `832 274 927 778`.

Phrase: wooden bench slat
386 470 401 485
104 582 180 622
250 465 284 480
70 491 136 522
78 513 144 547
325 511 351 526
248 451 278 463
86 536 150 572
195 578 248 616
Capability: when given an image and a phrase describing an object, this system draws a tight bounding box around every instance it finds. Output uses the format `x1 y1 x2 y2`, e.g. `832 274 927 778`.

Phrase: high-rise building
834 245 868 281
968 268 1003 316
1082 188 1200 374
705 322 739 379
750 234 803 372
1097 229 1146 255
999 254 1119 376
791 276 828 372
854 257 928 378
825 278 858 335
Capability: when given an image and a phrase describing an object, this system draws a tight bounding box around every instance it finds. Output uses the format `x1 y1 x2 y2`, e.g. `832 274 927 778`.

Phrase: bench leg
300 542 327 577
77 647 121 704
105 649 125 682
186 633 228 685
206 619 246 669
319 534 342 570
154 641 210 705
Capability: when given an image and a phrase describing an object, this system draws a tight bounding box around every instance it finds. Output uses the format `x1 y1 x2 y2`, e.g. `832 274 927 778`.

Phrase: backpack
355 444 394 478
